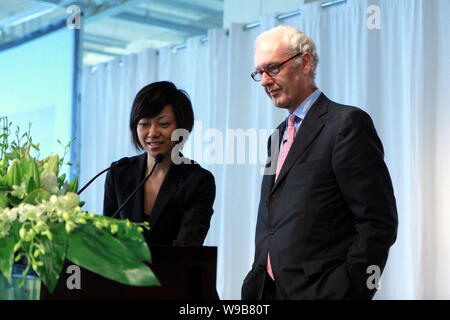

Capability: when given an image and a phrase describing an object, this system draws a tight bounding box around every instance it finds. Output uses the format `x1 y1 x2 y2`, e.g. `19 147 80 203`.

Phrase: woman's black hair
129 81 194 151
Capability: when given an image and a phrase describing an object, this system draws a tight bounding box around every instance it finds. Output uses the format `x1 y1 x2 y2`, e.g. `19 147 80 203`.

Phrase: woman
103 81 215 246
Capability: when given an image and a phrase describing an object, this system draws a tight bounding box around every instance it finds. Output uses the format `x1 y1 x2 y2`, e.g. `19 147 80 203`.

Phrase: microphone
110 153 164 219
77 157 131 195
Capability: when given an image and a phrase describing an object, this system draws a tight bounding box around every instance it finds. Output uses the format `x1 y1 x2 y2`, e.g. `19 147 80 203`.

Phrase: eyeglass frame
251 52 303 82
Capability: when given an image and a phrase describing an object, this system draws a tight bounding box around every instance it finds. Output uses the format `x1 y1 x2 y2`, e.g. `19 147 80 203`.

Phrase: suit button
269 228 276 235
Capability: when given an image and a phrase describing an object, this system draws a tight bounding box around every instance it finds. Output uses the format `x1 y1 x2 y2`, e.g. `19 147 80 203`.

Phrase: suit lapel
271 93 329 193
262 121 285 196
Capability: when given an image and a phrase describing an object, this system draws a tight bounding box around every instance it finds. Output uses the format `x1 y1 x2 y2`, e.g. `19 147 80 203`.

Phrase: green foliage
33 223 67 292
0 117 158 292
0 226 15 277
0 193 8 209
23 189 51 205
67 223 158 287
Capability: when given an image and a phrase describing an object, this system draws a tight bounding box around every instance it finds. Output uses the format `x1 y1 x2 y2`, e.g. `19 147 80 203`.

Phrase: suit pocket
302 255 346 277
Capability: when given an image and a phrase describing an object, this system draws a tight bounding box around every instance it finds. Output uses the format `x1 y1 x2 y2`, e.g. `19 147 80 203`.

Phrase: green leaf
23 188 51 205
34 223 67 293
66 177 78 193
17 158 29 179
0 192 8 208
0 221 20 278
0 158 8 175
29 160 41 187
43 155 59 176
0 176 9 189
31 143 40 151
57 173 66 188
6 159 21 187
26 177 37 194
112 222 151 263
67 224 159 287
0 233 15 278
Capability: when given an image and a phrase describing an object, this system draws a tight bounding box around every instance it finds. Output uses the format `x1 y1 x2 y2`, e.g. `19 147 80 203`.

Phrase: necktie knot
287 114 296 141
288 114 296 128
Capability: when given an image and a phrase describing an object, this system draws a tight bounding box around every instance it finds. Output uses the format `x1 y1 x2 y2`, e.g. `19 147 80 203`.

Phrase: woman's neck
146 152 171 176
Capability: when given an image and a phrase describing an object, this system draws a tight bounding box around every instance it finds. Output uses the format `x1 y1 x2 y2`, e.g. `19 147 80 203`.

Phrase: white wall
223 0 305 28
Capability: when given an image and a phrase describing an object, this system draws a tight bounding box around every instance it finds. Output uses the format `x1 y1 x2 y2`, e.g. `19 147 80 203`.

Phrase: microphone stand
110 154 164 219
77 157 130 195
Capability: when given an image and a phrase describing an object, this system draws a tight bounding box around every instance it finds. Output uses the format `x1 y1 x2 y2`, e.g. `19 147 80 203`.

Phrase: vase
0 264 41 300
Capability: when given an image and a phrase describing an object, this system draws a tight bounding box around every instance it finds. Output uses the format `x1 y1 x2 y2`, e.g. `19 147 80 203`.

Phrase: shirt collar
289 88 322 121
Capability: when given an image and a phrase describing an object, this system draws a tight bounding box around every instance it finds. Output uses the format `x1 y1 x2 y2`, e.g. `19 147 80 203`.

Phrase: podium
40 245 219 300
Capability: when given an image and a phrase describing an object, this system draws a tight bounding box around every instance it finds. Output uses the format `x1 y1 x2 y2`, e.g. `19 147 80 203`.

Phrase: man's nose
260 71 273 87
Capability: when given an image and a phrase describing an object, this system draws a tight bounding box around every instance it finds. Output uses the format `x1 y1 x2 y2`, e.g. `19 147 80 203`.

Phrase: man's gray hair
256 25 319 80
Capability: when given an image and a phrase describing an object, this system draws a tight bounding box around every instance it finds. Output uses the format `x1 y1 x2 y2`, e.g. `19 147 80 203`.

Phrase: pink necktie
267 114 296 280
275 114 296 180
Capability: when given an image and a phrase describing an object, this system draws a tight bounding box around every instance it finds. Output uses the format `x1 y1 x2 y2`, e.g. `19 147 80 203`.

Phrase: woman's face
137 104 178 159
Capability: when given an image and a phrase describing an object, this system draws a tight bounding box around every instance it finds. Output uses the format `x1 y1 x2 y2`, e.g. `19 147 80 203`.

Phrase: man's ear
302 52 312 75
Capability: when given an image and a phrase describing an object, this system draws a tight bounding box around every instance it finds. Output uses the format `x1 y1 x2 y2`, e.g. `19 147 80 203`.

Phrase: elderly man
241 25 398 300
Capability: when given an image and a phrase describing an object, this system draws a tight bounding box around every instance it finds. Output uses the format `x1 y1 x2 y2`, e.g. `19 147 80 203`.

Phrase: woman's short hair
129 81 194 151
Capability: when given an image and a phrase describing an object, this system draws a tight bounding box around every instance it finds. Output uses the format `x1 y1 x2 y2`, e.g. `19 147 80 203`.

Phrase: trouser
262 272 280 300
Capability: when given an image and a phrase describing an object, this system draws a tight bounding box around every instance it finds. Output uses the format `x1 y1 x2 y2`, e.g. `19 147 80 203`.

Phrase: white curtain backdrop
79 49 157 216
79 0 450 299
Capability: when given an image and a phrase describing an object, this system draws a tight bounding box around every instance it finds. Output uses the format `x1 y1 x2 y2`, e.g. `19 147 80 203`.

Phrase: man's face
254 39 312 113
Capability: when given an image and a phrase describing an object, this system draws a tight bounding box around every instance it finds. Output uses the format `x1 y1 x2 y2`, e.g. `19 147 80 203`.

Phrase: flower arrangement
0 117 159 294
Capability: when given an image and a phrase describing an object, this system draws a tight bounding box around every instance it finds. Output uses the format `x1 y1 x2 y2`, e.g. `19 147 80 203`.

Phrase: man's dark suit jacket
103 153 216 246
242 93 398 300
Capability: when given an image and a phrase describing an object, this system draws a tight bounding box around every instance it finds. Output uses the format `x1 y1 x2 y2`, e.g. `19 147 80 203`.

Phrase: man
241 25 398 300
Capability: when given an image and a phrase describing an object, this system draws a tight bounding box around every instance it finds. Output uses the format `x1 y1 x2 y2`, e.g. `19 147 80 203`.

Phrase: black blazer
242 93 398 300
103 153 216 246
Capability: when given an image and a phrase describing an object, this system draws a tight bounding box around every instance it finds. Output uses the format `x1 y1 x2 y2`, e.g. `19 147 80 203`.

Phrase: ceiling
0 0 224 65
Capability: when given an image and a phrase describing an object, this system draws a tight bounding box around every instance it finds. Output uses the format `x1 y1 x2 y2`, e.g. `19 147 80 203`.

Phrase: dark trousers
262 273 280 300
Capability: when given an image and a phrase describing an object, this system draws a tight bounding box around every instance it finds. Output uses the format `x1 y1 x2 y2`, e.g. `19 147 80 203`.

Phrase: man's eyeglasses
251 52 303 82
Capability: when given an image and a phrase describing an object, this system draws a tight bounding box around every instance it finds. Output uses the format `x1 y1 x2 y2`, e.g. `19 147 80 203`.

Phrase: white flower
65 221 76 233
62 211 70 221
0 207 18 222
35 211 48 223
63 192 79 210
35 221 48 233
41 170 59 194
0 221 11 238
7 207 18 221
50 195 58 204
11 182 27 199
17 204 33 222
